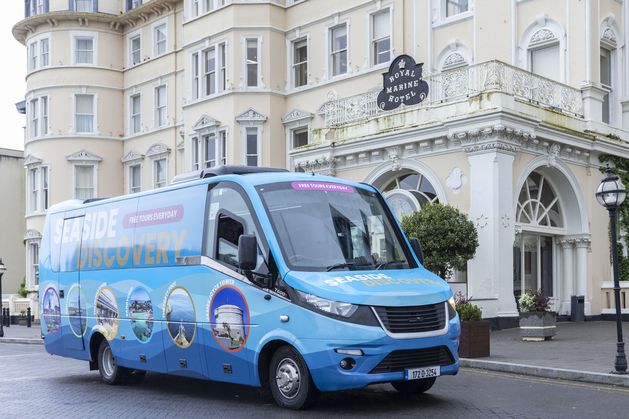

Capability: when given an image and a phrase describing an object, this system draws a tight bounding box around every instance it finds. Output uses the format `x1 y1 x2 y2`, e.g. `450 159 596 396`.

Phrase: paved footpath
3 321 629 387
460 321 629 387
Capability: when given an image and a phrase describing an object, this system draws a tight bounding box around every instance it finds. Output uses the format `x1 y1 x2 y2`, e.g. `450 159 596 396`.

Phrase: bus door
59 211 86 352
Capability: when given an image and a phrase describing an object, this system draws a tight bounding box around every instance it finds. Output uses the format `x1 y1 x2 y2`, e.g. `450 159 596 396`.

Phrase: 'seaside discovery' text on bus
39 166 460 409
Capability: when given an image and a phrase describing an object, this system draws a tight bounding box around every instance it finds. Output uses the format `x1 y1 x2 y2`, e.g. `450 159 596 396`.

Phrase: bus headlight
295 290 359 318
447 296 457 320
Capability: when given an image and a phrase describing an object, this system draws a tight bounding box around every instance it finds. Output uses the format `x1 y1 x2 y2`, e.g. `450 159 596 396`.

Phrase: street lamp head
0 258 5 275
596 167 627 210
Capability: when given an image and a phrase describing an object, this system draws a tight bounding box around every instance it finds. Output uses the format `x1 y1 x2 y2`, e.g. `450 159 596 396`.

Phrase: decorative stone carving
530 28 556 45
66 150 103 162
121 150 145 164
24 154 43 167
602 27 617 45
23 229 42 241
281 109 314 125
386 147 402 172
296 155 336 176
443 52 466 69
192 114 220 131
446 167 467 194
558 238 576 249
475 214 489 229
451 124 534 154
501 214 511 228
547 143 561 167
146 143 171 158
235 108 268 123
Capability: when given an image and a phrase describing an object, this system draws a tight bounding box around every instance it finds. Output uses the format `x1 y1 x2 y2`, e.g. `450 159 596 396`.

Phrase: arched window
519 18 565 83
600 18 621 125
382 171 439 220
517 171 563 228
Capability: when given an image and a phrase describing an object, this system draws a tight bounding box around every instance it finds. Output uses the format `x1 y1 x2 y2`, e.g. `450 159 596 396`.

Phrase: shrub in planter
455 292 490 358
518 289 556 341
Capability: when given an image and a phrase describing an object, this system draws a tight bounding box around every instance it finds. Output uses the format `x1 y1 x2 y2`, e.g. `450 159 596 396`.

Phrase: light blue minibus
39 166 459 409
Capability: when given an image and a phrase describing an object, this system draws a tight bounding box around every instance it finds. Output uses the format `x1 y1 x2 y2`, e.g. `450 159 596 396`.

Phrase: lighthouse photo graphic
210 286 250 352
42 287 61 334
165 287 196 349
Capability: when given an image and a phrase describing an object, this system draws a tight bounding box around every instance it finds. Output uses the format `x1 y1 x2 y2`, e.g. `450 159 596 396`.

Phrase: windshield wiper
326 262 373 272
375 259 407 270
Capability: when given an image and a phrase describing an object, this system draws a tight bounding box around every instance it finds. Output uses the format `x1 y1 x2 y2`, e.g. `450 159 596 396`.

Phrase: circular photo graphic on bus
128 287 154 343
66 285 87 337
42 287 61 334
209 286 250 352
95 287 119 341
165 287 196 349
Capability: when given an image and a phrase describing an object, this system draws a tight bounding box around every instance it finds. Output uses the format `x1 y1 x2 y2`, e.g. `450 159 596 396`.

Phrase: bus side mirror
410 237 424 265
238 234 257 272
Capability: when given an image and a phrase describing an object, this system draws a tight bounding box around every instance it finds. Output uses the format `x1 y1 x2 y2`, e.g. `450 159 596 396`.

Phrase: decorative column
559 238 575 315
574 235 591 315
456 125 531 320
580 82 608 122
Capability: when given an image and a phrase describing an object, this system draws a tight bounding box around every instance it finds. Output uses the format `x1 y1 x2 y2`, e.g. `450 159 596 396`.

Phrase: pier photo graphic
42 287 61 334
165 287 196 348
128 287 154 342
95 287 119 341
210 286 250 352
66 285 87 337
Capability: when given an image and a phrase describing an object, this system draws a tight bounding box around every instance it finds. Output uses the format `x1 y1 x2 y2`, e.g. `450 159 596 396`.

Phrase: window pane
204 134 216 167
446 0 468 17
374 38 390 65
332 50 347 76
131 36 141 65
332 26 347 52
75 38 94 64
130 164 141 193
75 165 94 199
131 94 141 133
76 0 92 12
293 39 307 87
41 166 49 209
155 24 167 55
292 128 308 148
40 39 49 67
600 48 611 86
530 44 560 81
29 43 37 70
205 48 216 95
75 94 94 132
372 10 390 40
247 39 258 87
220 131 227 165
154 159 166 188
246 127 258 167
41 97 48 135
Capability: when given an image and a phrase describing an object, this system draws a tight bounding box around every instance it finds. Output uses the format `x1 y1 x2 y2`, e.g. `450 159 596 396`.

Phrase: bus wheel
97 340 131 385
269 346 318 410
391 377 436 394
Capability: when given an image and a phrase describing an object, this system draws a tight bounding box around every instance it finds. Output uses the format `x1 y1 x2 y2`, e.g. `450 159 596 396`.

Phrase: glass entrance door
513 234 554 303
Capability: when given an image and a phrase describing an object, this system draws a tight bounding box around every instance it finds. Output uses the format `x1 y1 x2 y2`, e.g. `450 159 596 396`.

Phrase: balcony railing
601 281 629 314
318 60 584 127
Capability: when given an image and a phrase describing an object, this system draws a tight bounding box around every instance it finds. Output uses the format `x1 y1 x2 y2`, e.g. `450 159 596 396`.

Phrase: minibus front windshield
256 181 414 272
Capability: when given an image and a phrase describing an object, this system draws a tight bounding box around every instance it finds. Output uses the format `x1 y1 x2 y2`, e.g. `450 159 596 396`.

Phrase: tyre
97 340 132 385
391 377 436 394
268 346 319 410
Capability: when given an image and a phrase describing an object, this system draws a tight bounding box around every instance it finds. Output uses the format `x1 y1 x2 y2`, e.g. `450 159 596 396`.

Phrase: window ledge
432 11 473 29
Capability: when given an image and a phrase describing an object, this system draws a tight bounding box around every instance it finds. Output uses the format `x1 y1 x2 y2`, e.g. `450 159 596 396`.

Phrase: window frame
129 32 142 67
27 165 49 214
290 126 309 150
191 41 227 100
370 7 392 67
153 157 168 189
444 0 469 18
73 163 96 200
72 34 96 65
244 126 260 167
291 37 308 88
75 0 95 12
244 36 261 88
27 34 51 72
73 93 96 134
128 163 142 194
154 84 167 128
328 22 348 78
153 21 168 57
129 93 142 135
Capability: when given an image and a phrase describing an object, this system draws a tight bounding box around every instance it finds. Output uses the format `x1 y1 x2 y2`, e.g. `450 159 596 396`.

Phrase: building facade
12 0 629 322
0 148 26 302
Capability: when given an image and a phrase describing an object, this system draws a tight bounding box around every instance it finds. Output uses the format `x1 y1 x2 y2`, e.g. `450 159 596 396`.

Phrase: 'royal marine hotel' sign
377 55 429 111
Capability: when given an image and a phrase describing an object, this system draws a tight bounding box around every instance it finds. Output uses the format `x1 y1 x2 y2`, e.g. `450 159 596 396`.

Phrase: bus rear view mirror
238 234 257 272
409 237 425 265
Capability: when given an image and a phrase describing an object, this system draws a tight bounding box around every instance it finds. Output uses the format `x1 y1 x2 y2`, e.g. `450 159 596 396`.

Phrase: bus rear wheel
268 346 318 410
391 377 436 394
97 340 139 385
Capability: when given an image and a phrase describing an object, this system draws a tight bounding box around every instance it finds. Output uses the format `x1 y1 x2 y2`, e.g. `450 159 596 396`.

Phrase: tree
401 203 479 279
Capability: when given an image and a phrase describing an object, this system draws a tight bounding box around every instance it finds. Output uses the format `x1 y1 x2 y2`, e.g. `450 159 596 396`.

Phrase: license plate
405 366 440 380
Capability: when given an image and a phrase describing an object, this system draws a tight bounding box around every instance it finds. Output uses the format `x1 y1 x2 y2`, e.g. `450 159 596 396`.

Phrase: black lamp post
0 258 5 338
596 167 628 374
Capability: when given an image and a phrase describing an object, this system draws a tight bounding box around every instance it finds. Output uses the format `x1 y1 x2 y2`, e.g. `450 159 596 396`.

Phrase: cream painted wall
0 150 25 294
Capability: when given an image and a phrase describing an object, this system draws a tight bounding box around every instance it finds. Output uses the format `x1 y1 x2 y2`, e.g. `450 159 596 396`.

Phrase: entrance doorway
513 234 554 303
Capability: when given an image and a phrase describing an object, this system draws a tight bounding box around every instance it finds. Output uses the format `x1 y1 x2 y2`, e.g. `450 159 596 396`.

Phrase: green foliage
518 289 551 313
18 279 27 298
401 203 479 279
454 291 482 321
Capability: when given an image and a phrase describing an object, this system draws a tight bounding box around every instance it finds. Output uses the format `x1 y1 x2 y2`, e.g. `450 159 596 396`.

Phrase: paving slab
0 325 43 345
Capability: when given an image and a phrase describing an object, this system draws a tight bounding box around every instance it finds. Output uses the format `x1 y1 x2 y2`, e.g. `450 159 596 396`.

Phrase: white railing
318 60 584 127
601 281 629 314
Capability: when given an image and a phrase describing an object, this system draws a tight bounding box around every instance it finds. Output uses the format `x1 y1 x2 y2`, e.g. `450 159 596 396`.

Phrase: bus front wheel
268 346 318 410
391 377 436 394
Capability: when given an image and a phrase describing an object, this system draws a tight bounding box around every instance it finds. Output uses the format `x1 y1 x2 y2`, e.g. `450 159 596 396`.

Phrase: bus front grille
373 303 446 334
370 346 455 374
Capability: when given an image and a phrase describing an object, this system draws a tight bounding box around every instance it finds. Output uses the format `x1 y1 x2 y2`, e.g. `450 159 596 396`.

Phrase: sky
0 2 26 151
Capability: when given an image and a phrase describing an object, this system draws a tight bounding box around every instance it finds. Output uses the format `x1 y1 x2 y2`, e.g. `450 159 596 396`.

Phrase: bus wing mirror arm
409 237 424 265
238 234 258 272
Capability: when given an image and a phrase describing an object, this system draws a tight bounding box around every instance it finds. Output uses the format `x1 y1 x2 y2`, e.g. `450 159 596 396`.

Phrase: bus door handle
59 290 65 299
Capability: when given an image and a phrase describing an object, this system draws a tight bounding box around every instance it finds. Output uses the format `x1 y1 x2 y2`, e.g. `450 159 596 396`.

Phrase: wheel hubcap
102 346 115 378
275 358 301 399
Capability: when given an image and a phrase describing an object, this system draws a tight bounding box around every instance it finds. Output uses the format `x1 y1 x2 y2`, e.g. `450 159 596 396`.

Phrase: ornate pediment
66 150 103 162
443 52 466 69
24 229 42 241
121 150 145 164
192 114 220 131
602 27 617 46
530 28 557 45
281 109 314 125
235 108 268 123
146 143 171 158
24 154 43 167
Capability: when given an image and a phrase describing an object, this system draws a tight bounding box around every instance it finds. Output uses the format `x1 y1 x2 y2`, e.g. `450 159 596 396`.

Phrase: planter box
519 312 556 341
458 320 490 358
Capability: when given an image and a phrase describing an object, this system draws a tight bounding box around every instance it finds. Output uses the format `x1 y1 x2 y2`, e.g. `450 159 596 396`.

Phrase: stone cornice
66 149 103 162
294 154 336 176
448 125 535 155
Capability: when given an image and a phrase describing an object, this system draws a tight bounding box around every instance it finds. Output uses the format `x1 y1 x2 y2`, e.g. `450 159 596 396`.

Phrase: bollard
27 307 31 328
6 308 10 327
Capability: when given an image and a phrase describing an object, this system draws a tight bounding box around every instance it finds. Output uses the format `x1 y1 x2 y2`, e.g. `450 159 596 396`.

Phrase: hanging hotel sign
377 55 429 111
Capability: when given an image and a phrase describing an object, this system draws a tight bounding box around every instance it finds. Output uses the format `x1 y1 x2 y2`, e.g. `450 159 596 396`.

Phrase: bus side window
216 212 245 267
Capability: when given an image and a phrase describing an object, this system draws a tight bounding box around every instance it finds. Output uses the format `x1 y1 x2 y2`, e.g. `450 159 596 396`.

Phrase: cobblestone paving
1 344 627 419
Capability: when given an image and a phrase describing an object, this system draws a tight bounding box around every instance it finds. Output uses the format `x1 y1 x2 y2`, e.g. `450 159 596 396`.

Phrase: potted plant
455 292 490 358
518 289 556 341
